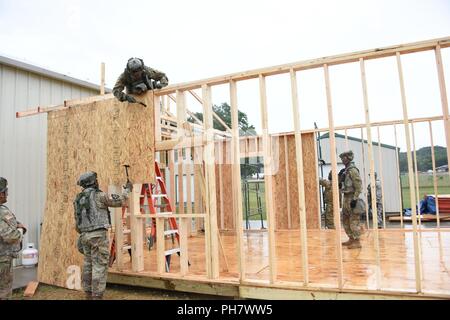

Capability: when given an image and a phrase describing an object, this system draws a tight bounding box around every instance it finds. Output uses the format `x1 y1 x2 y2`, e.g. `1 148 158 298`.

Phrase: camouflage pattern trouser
80 229 110 297
0 257 13 300
342 196 361 240
324 204 335 229
369 202 383 226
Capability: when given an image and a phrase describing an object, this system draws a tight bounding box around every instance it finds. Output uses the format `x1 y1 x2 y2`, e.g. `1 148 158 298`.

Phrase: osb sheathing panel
272 133 319 229
219 133 319 231
214 140 234 230
38 94 155 288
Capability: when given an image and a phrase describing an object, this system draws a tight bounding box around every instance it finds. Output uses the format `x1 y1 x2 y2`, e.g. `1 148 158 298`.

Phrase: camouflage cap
0 177 7 193
339 150 354 161
77 171 97 188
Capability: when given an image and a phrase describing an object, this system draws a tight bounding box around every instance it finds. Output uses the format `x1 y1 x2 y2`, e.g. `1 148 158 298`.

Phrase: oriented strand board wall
38 94 154 288
215 140 234 231
219 133 319 231
272 133 319 229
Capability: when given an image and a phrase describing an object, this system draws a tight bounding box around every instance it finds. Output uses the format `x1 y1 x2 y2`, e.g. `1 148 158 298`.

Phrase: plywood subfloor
111 228 450 296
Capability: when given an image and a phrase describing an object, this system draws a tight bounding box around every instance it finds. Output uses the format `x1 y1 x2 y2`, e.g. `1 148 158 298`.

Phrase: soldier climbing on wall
113 57 169 105
74 172 131 300
0 177 27 300
338 151 366 249
319 171 335 229
367 172 383 228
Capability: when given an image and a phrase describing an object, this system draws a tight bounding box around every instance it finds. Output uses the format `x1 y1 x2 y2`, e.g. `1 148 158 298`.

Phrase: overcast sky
1 0 450 150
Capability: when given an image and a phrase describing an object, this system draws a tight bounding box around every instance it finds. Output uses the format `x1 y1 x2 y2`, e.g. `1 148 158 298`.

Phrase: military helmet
77 171 97 188
126 58 144 73
339 150 354 161
0 177 7 193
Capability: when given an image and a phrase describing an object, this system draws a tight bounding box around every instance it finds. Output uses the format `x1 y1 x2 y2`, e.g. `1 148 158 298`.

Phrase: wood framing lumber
23 281 39 298
323 64 344 289
154 37 450 95
130 183 144 272
360 58 382 289
396 52 423 293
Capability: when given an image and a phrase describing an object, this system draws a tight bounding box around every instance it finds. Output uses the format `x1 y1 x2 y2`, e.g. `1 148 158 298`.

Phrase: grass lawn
400 173 450 208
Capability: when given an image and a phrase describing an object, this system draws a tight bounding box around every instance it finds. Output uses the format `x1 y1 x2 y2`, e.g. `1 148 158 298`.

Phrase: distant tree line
399 146 447 172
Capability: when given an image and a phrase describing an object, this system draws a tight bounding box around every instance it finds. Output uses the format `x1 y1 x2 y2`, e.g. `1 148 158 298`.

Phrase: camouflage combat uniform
319 178 335 229
74 187 127 299
368 177 383 227
339 153 363 242
113 65 169 102
0 205 23 300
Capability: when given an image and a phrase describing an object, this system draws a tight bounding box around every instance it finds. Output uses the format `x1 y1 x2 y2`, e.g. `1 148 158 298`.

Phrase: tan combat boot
348 239 362 249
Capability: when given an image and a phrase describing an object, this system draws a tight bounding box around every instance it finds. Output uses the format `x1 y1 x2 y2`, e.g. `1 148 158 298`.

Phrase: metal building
0 55 106 258
318 132 401 213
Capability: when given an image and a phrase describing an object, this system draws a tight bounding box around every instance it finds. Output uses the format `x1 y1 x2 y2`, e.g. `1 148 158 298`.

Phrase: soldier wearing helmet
319 170 335 229
0 177 27 299
73 171 131 300
113 57 169 104
338 151 365 249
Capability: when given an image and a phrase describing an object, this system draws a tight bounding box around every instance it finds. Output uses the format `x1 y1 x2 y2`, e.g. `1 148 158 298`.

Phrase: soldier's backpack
73 189 95 231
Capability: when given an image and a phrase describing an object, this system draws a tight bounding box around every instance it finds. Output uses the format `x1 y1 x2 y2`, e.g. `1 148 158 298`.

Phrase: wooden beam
156 216 165 274
110 185 124 270
376 127 387 229
179 217 189 275
284 135 292 229
186 147 193 236
396 52 422 293
411 123 422 229
428 121 441 229
360 128 370 229
202 84 220 279
219 141 225 230
393 125 404 228
23 281 39 298
130 183 144 272
259 74 278 284
154 37 450 95
230 80 246 281
100 62 105 95
323 64 344 289
434 45 450 182
290 68 309 285
360 58 381 289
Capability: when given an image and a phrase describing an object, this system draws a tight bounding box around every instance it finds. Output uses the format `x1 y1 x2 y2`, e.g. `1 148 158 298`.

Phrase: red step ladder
110 161 185 272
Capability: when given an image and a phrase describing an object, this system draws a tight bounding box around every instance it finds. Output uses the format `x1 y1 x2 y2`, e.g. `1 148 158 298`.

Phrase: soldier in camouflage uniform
0 177 27 300
367 172 383 228
74 172 130 300
113 57 169 104
338 151 364 249
319 171 335 229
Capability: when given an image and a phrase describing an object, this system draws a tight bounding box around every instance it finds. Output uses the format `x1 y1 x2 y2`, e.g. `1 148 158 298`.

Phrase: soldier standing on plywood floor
339 151 366 249
74 171 131 300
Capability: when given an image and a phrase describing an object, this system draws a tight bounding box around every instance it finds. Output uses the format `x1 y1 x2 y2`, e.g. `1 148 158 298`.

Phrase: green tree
399 146 447 172
187 102 257 135
188 102 259 179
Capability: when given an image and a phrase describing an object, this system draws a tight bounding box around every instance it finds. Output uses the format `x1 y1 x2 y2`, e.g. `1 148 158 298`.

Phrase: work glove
125 95 137 103
350 199 357 209
17 223 27 235
154 82 163 89
123 181 133 193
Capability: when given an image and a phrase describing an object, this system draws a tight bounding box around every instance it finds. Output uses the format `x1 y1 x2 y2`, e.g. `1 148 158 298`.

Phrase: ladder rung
122 245 132 251
165 248 180 256
157 176 163 180
164 229 178 236
152 194 167 198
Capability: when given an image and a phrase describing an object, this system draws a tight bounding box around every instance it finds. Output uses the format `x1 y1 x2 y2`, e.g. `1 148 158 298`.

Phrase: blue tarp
403 196 436 216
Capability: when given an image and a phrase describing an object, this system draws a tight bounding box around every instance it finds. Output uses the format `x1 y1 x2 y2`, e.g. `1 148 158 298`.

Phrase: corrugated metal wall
0 63 98 256
319 136 401 213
